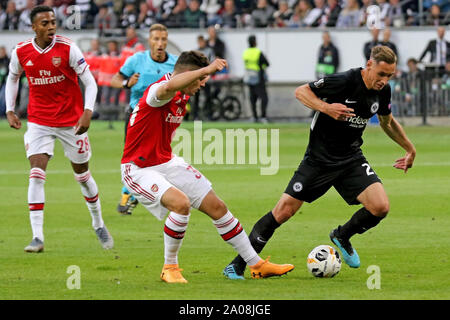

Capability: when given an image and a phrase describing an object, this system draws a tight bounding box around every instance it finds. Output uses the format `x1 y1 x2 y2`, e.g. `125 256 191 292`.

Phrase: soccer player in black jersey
223 46 416 279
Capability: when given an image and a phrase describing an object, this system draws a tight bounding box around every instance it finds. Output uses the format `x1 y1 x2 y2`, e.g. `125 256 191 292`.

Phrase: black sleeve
119 71 129 80
392 43 398 61
419 41 432 62
391 43 398 57
333 46 339 71
216 39 226 59
259 52 269 68
377 84 392 116
308 72 350 99
363 42 371 61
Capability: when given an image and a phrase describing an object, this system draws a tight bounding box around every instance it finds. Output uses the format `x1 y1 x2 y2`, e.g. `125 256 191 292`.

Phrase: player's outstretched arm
156 58 227 101
75 69 97 135
5 72 22 130
110 72 126 88
111 72 140 89
295 84 355 121
378 114 416 173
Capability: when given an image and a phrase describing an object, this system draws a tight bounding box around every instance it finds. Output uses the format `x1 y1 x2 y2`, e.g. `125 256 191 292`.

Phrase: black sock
338 207 384 240
230 211 281 273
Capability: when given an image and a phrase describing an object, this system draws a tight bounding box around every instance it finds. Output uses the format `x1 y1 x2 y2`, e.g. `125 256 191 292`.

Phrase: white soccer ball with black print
307 245 341 278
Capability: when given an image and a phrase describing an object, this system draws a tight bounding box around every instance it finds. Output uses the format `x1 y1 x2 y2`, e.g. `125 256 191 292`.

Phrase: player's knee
211 198 228 216
273 203 296 223
29 154 50 171
172 196 191 215
72 162 89 175
162 187 191 215
369 201 390 218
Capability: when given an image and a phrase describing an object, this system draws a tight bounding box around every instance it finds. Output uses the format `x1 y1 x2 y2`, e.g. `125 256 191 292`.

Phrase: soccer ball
307 245 341 278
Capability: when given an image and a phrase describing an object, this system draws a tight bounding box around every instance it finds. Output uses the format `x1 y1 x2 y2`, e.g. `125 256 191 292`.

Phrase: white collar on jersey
32 36 56 54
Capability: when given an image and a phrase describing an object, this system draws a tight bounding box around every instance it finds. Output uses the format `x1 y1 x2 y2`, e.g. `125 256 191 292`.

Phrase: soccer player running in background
120 51 294 283
110 23 177 216
224 46 416 279
5 5 113 252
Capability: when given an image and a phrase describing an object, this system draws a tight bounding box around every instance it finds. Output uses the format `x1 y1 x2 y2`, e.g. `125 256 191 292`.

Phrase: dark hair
174 51 209 71
30 5 54 23
407 57 418 65
248 35 256 47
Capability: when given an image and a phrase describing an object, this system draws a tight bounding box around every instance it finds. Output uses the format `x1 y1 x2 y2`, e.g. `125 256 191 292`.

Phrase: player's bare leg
224 193 302 278
71 161 113 249
25 154 49 253
272 193 304 223
330 182 389 268
199 190 294 279
160 187 190 283
356 183 390 218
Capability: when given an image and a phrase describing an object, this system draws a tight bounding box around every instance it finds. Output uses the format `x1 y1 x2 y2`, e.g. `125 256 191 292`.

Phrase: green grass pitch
0 119 449 300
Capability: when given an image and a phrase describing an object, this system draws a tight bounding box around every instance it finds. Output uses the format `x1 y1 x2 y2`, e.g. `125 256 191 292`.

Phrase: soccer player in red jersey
5 6 113 252
121 51 294 283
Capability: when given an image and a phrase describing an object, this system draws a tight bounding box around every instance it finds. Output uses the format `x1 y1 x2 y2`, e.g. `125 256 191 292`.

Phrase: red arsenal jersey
10 35 89 127
121 73 190 167
84 50 101 81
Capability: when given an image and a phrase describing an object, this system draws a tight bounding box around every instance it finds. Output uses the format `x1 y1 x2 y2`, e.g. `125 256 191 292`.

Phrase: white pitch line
0 162 449 176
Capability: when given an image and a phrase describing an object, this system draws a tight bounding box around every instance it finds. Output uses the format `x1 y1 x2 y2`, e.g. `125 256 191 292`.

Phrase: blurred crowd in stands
1 0 449 120
0 23 232 119
1 0 449 31
316 26 450 118
1 22 449 120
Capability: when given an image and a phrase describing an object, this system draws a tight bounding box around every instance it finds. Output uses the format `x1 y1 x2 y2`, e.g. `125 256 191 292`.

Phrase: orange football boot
250 257 294 279
160 264 188 283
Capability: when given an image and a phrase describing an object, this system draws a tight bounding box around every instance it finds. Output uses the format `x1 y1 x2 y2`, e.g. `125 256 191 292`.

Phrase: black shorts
284 157 382 205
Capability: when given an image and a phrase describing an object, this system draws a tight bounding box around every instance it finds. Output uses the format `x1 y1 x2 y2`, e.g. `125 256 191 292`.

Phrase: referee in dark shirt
223 46 416 279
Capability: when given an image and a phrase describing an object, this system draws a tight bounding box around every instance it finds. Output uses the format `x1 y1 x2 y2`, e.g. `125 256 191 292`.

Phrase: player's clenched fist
127 73 140 88
6 111 22 129
207 58 227 74
75 110 93 135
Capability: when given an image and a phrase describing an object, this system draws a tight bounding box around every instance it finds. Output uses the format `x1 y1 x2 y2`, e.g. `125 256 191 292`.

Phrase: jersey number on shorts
76 137 90 154
186 165 202 179
362 163 374 176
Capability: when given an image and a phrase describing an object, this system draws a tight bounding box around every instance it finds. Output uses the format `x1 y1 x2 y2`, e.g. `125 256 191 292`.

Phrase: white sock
28 168 46 241
74 170 104 229
164 212 190 265
213 211 261 266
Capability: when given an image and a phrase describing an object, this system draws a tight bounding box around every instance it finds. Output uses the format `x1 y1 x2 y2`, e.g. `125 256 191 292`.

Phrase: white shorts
24 122 92 164
121 156 212 220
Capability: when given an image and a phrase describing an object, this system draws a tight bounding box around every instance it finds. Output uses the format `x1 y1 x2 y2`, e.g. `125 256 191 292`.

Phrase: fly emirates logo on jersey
165 106 184 124
29 70 65 86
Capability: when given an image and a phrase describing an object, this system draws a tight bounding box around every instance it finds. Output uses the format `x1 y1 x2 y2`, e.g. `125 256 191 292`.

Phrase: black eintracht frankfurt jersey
306 67 392 167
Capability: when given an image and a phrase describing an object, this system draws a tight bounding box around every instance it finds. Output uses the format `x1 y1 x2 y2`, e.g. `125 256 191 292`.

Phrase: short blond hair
149 23 168 34
370 45 397 65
